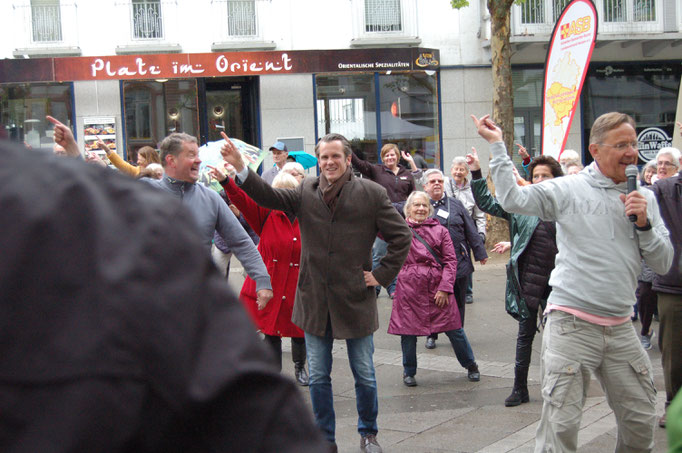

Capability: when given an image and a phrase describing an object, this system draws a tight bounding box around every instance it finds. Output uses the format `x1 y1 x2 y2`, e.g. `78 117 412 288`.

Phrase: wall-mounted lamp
168 107 180 120
212 105 225 118
155 78 169 83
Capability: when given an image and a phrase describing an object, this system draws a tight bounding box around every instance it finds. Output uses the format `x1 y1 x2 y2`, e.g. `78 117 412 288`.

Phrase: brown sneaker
360 433 383 452
659 412 666 428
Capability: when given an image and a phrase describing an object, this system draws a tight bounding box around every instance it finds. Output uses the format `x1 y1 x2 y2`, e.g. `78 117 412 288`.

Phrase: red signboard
1 48 440 83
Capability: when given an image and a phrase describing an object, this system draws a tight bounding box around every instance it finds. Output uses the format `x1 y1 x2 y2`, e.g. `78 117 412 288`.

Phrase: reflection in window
316 74 378 162
315 73 440 167
31 0 62 42
0 82 73 149
123 80 199 159
227 0 256 37
379 73 439 168
365 0 402 32
132 0 163 40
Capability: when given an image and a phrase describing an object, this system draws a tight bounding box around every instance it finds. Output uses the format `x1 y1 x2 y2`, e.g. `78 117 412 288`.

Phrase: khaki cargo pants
535 310 656 453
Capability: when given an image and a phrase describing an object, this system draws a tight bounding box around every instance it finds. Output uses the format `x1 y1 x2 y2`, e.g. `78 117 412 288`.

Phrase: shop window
131 0 164 40
582 62 680 164
0 82 73 149
602 0 655 22
123 79 199 159
227 0 256 37
30 0 62 42
378 72 439 168
365 0 402 33
316 74 378 163
315 72 440 168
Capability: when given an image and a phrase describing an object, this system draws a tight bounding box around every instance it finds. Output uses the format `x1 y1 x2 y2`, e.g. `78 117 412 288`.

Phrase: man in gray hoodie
471 112 673 453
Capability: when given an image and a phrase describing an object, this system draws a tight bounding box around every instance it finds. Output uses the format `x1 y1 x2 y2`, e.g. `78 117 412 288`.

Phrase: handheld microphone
625 164 639 222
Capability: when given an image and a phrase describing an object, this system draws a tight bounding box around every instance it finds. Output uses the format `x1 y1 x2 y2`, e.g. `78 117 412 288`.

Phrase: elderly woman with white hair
654 147 680 183
442 156 486 313
388 191 481 387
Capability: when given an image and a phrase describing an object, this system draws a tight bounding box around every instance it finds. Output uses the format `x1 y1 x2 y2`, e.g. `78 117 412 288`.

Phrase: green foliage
450 0 470 9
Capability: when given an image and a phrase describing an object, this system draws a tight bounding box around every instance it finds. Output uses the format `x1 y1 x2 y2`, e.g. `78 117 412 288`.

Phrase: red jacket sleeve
220 178 269 236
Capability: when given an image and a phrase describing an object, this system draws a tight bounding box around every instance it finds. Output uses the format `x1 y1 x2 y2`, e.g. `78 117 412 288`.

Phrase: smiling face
382 149 398 169
166 141 201 183
657 153 679 180
318 140 351 184
137 153 147 168
423 172 445 200
450 164 468 184
407 194 430 223
589 122 638 184
643 165 656 184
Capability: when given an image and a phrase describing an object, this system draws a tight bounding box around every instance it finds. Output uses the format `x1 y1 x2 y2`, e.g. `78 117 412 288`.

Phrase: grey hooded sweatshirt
488 141 672 318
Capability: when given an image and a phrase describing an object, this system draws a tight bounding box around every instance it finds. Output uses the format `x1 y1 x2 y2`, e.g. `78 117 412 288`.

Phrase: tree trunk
484 0 515 248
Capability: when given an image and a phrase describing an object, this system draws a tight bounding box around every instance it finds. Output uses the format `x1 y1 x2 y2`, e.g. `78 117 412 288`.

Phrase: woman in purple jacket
388 191 481 387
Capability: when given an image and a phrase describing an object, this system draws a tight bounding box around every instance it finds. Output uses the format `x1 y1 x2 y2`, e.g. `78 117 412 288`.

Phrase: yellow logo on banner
560 16 591 39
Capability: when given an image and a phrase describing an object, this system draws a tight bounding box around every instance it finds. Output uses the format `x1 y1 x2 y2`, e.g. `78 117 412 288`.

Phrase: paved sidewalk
230 256 669 452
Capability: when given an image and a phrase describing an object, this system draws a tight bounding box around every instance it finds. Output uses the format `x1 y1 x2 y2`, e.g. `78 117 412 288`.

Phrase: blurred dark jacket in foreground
0 141 329 453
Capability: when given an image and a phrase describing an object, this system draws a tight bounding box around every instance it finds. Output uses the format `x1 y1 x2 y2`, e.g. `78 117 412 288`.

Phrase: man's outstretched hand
47 116 80 157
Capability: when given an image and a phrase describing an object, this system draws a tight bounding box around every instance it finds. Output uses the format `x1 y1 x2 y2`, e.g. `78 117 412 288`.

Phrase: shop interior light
155 79 168 83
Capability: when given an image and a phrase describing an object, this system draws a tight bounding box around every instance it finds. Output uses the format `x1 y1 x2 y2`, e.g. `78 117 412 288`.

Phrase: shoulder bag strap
410 228 443 267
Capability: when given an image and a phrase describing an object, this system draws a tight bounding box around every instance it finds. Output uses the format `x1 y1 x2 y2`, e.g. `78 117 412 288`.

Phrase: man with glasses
472 111 673 452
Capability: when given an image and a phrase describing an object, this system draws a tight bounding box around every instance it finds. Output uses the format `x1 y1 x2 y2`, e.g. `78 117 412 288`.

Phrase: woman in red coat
213 168 308 386
388 191 480 387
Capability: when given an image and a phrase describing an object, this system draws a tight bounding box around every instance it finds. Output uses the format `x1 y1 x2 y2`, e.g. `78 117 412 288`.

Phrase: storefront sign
0 48 439 83
542 0 598 159
637 127 673 162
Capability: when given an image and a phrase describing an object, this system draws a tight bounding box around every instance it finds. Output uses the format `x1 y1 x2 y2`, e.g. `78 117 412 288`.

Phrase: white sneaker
641 330 655 350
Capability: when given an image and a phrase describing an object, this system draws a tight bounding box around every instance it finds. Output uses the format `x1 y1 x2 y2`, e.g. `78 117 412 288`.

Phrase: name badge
400 176 408 180
437 209 449 219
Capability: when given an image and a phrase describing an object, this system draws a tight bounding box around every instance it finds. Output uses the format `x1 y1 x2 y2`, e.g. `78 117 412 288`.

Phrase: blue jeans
372 236 396 296
305 323 378 443
401 329 476 377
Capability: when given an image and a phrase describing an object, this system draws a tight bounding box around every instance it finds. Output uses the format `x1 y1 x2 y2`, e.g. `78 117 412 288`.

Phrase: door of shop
200 77 259 148
513 108 542 157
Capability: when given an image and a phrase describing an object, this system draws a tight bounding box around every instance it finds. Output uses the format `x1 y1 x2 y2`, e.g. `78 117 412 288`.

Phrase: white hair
272 171 299 189
656 147 680 168
421 168 444 186
281 161 305 177
559 149 580 165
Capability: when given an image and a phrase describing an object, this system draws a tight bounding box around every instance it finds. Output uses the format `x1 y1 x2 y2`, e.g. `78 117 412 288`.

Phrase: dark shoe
388 291 395 299
467 363 480 382
360 433 383 453
425 337 436 349
294 362 309 386
659 412 666 428
403 374 417 387
465 294 474 304
505 387 530 406
328 441 338 453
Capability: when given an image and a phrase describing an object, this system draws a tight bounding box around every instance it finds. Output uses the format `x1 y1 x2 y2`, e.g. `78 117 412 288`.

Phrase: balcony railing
12 2 79 50
211 0 268 43
351 0 418 39
512 0 663 35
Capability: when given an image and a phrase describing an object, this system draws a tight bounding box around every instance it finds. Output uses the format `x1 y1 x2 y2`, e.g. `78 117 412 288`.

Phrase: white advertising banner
542 0 598 159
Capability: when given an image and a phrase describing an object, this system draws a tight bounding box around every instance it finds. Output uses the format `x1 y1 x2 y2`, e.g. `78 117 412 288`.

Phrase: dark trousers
657 292 682 403
401 329 475 377
636 281 657 336
515 307 540 369
264 334 306 371
428 275 469 342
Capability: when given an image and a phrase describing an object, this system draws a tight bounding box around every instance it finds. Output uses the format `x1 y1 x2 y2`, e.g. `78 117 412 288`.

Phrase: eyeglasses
658 161 677 169
599 141 638 150
427 179 444 184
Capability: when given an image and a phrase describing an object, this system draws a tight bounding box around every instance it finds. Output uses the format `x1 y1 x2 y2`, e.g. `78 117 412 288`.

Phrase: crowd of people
1 111 680 453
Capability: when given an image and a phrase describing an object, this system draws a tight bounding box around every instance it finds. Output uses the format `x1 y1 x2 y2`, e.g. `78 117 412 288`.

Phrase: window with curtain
30 0 62 42
227 0 256 37
365 0 402 32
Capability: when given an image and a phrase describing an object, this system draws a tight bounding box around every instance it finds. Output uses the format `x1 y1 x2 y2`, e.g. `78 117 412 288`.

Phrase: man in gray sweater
472 112 672 453
148 133 272 307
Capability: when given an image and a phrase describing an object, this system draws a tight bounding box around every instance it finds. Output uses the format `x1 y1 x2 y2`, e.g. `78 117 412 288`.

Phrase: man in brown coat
221 132 411 453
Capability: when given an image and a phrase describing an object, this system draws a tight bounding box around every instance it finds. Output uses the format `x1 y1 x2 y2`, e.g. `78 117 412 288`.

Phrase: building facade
0 0 680 173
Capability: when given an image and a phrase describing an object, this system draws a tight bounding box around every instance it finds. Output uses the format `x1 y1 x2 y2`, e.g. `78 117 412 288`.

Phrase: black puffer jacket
517 220 558 310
